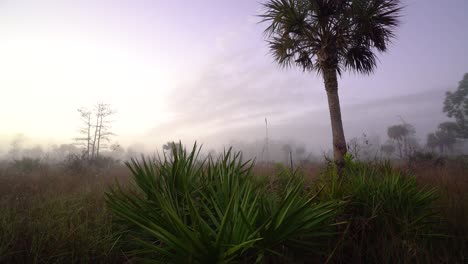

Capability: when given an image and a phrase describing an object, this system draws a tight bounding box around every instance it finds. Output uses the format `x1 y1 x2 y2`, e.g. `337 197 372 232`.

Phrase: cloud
145 24 451 151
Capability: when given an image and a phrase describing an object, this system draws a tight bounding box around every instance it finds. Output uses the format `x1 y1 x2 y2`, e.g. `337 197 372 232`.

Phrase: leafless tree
75 103 116 160
75 107 93 159
92 103 116 159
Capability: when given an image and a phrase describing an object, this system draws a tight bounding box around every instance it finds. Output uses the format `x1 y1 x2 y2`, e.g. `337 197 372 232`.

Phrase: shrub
320 155 441 263
11 157 41 174
106 143 343 263
408 152 446 169
62 154 119 175
62 153 89 175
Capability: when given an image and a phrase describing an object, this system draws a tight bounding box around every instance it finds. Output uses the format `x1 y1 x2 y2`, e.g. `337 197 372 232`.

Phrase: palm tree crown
261 0 402 75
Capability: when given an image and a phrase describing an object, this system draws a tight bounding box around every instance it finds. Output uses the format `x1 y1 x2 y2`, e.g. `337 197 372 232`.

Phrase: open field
0 152 466 264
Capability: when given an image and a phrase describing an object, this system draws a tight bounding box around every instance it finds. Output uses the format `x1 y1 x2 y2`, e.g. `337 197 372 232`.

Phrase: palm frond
343 45 377 74
106 143 341 262
260 0 403 75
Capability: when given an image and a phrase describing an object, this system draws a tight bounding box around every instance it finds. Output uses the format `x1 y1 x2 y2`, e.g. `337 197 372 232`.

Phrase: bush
62 154 119 175
106 143 343 263
11 157 41 174
408 152 446 169
320 156 441 263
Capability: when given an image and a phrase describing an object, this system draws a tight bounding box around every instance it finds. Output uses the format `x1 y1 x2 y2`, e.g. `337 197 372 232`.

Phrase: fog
1 0 467 161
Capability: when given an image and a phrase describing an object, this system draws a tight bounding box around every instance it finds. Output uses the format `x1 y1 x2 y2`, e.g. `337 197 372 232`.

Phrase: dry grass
410 160 468 262
0 162 131 263
0 157 466 263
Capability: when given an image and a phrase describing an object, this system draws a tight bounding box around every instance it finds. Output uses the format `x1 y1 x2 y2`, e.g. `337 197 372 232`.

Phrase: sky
0 0 468 154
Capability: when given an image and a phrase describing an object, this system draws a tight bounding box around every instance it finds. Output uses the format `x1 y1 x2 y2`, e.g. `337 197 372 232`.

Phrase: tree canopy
261 0 402 75
443 73 468 138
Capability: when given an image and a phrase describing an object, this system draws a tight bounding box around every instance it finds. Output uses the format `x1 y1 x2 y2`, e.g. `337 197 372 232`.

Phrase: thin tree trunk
87 114 91 160
403 136 409 158
397 139 403 158
91 106 100 159
323 68 347 172
96 114 103 159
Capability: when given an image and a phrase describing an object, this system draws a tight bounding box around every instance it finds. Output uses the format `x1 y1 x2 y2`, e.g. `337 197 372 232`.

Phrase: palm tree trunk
323 68 347 171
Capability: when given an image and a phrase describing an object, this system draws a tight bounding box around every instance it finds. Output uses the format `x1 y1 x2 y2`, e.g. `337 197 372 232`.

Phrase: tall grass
319 155 453 263
0 164 129 263
410 157 468 262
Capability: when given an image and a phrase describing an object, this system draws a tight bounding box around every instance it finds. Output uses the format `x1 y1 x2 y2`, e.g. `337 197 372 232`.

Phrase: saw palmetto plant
106 143 342 263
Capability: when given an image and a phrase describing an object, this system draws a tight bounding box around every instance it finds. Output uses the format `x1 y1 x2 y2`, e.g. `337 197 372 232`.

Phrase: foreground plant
106 143 342 263
320 156 441 263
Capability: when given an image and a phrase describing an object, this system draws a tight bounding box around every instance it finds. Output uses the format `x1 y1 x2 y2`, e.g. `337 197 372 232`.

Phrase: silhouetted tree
387 124 415 158
261 0 403 170
443 73 468 138
75 103 116 160
426 122 459 155
438 121 460 136
91 103 116 159
163 141 183 159
436 122 458 154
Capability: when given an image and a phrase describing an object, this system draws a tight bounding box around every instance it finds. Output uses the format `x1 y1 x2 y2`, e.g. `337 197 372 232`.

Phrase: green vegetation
106 144 342 263
0 144 466 263
443 73 468 138
320 156 441 263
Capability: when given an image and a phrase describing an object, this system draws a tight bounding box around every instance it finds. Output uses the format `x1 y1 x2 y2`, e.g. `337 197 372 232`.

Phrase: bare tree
92 103 116 159
75 107 93 159
75 103 116 160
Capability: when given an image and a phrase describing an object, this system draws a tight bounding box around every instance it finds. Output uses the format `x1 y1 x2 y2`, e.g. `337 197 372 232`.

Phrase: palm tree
261 0 402 170
387 124 413 158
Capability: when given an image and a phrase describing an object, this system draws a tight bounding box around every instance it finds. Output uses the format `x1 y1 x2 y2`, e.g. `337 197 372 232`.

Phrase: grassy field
0 152 466 263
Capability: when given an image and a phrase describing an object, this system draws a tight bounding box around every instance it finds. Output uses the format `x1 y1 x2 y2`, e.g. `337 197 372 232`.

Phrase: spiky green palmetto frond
260 0 403 75
106 143 342 263
319 157 441 263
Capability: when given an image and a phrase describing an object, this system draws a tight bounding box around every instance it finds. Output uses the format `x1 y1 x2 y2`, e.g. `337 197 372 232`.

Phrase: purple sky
1 0 468 153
